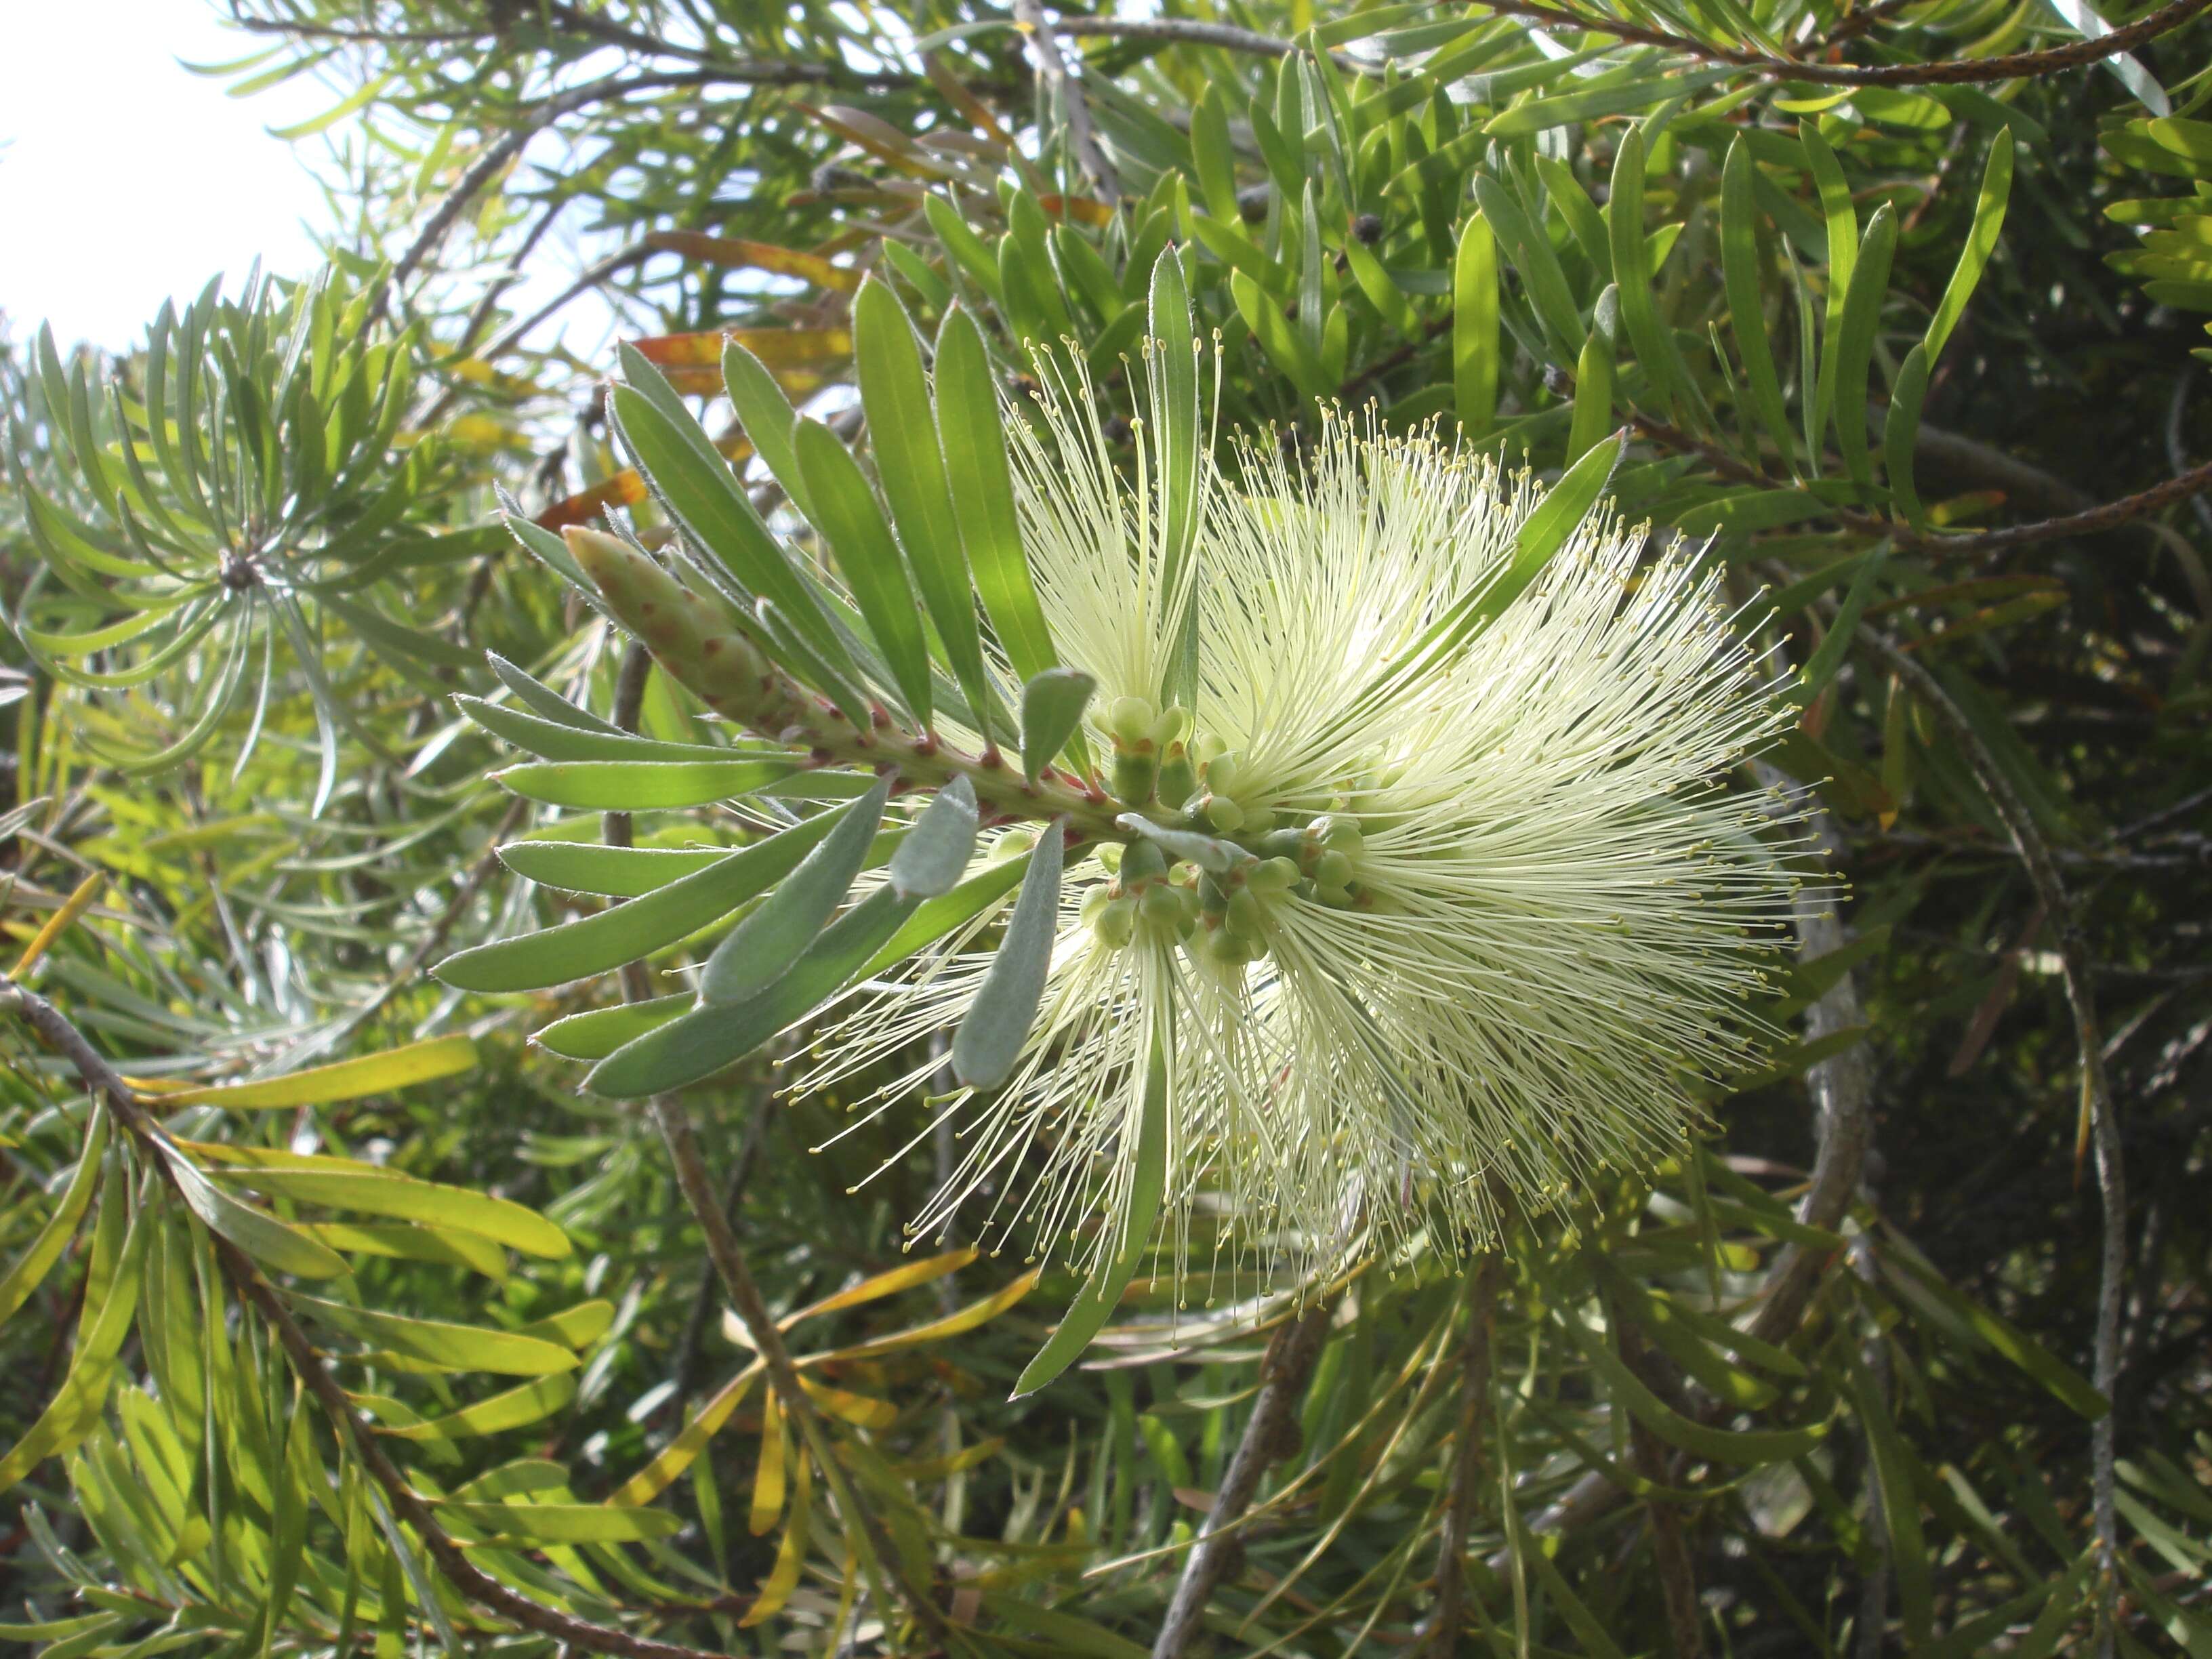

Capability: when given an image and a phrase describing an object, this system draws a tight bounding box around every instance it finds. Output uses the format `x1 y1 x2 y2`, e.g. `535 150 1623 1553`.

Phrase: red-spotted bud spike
563 527 787 729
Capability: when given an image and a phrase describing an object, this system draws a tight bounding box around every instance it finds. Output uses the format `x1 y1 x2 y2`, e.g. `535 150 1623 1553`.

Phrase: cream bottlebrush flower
810 373 1802 1290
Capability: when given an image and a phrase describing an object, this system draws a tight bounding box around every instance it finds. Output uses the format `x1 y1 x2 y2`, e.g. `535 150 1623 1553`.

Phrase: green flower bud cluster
1105 695 1197 808
1249 812 1368 909
1084 808 1378 972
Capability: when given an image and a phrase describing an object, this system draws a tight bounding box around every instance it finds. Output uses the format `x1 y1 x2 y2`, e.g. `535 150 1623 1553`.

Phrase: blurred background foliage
3 0 2211 1654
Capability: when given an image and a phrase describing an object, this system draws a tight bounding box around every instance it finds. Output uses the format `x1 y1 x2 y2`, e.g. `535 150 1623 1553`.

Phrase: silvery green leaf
699 773 893 1004
889 775 979 899
1020 668 1097 785
1115 813 1238 875
951 820 1065 1091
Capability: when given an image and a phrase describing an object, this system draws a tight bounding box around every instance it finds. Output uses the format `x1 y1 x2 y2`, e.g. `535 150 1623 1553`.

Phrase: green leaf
158 1036 478 1109
0 1203 145 1494
1453 210 1500 434
700 773 894 1003
1115 812 1238 874
1845 1352 1932 1643
293 1222 509 1279
483 654 624 736
1566 322 1618 467
1488 428 1624 623
497 840 729 897
1832 203 1898 485
198 1153 570 1258
937 306 1057 687
856 276 998 743
1149 247 1204 708
861 852 1029 977
455 696 748 764
793 415 935 726
492 756 801 811
377 1375 577 1442
157 1150 350 1281
435 813 844 992
1879 1240 2108 1419
293 1295 581 1376
1021 668 1097 785
1926 131 2014 363
1555 1305 1831 1464
433 1500 684 1544
1885 342 1931 529
535 994 691 1061
609 366 848 670
1793 540 1889 705
721 341 814 518
888 775 980 899
1721 136 1797 476
0 1105 106 1328
1012 1023 1166 1397
951 821 1065 1091
588 883 922 1098
1608 127 1700 424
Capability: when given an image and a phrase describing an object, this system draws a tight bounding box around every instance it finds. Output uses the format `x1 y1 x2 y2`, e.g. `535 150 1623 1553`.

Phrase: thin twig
1858 629 2126 1658
1053 14 1312 58
602 644 945 1645
1016 0 1122 204
1153 1300 1335 1659
1465 0 2212 87
1619 1315 1705 1659
1632 409 2212 560
0 979 726 1659
1427 1254 1501 1656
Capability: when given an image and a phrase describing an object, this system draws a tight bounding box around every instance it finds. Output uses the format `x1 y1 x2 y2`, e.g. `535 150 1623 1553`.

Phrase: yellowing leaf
157 1036 477 1110
628 327 852 370
830 1269 1039 1361
750 1389 787 1536
611 1363 763 1507
741 1452 811 1627
643 231 859 291
783 1248 979 1328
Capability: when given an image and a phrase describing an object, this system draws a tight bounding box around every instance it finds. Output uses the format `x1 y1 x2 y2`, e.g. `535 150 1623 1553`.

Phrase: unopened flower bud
1107 695 1157 745
1200 794 1244 834
1093 895 1138 947
1123 839 1168 884
1112 750 1158 805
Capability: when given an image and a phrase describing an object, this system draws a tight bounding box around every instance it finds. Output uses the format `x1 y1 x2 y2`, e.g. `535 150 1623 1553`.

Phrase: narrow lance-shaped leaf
700 773 895 1003
888 775 979 899
435 813 844 993
951 820 1065 1091
1721 135 1797 476
1832 202 1899 487
1926 130 2015 363
1021 668 1096 785
1608 126 1703 425
792 415 935 726
611 354 848 673
936 306 1058 687
155 1036 477 1109
721 342 815 518
1149 247 1204 710
1885 343 1932 529
1452 210 1499 434
0 1105 107 1327
855 276 998 743
1012 1023 1167 1397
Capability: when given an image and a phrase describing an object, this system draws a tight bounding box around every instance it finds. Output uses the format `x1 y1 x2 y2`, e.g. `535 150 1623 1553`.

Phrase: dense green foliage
4 2 2211 1655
